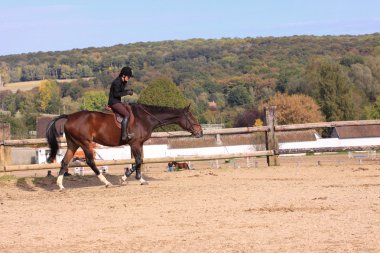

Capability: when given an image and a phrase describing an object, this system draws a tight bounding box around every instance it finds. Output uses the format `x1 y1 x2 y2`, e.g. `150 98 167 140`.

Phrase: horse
46 103 203 191
171 161 190 170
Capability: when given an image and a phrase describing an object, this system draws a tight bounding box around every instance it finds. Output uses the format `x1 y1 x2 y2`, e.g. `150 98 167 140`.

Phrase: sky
0 0 379 56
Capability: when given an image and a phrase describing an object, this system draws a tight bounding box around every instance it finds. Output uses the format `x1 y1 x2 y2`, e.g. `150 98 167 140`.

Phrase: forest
1 33 380 138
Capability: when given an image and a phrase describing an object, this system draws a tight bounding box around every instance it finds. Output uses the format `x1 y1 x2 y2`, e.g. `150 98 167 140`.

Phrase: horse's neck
153 111 182 127
139 107 182 129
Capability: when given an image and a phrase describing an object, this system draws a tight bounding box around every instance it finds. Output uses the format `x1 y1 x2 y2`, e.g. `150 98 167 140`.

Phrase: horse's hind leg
82 143 112 187
57 138 79 191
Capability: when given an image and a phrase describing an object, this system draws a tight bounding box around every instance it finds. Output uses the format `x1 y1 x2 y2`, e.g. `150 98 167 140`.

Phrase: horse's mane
131 103 183 114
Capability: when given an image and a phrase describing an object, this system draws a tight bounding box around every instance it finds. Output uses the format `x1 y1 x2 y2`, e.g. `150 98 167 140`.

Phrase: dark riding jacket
108 76 132 105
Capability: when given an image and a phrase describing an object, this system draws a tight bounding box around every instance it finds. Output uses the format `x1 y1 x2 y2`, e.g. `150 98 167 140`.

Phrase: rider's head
119 66 134 82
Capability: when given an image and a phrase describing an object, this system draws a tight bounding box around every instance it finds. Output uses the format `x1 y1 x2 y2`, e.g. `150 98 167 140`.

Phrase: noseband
183 111 201 135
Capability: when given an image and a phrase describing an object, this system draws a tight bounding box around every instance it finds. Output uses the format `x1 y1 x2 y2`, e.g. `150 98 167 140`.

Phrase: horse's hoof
140 181 149 185
59 187 65 192
105 183 113 188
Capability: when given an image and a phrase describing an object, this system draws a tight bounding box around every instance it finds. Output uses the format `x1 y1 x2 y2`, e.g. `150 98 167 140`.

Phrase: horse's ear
185 104 191 111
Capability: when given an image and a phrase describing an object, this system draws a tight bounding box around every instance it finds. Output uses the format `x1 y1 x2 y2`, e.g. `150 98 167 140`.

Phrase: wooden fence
2 106 380 172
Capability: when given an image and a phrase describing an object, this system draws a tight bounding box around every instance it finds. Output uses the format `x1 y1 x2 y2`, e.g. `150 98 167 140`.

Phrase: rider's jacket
108 76 131 105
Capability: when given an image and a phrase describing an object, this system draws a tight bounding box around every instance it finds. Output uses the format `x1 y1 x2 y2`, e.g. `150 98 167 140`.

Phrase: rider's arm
112 80 131 97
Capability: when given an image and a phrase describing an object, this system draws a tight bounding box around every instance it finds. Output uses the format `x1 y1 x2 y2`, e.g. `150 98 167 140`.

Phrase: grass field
0 80 42 93
0 78 93 93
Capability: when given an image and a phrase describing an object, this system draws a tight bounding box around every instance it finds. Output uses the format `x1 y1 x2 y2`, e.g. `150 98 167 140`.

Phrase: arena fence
2 106 380 172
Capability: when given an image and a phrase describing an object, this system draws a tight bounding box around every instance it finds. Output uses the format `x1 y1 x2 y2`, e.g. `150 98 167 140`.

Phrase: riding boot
121 117 129 140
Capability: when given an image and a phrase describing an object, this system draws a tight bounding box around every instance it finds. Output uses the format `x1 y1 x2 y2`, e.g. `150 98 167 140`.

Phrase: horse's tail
46 114 68 163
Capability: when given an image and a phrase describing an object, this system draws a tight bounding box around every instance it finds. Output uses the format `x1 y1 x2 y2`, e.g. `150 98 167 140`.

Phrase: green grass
0 174 17 182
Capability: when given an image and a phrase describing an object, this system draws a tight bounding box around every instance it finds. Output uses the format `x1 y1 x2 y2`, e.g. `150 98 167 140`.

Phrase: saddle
102 104 135 129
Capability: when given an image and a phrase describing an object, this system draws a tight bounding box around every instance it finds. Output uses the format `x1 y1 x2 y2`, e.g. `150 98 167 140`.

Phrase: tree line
1 34 380 138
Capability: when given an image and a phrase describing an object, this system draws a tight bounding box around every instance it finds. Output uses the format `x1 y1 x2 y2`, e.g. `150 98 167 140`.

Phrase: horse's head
179 104 203 138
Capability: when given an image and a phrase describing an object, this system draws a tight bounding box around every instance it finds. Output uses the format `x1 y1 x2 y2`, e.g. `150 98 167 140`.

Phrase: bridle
183 110 202 135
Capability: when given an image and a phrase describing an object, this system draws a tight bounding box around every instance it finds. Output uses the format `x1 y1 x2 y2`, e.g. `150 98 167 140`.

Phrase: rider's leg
110 103 131 141
121 117 129 140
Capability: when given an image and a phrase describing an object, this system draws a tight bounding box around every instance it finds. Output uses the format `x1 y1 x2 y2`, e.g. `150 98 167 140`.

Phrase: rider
108 66 134 141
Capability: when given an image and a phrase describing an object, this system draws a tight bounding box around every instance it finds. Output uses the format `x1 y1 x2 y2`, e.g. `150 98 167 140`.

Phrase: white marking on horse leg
98 174 112 187
57 175 64 191
140 176 148 185
121 175 127 182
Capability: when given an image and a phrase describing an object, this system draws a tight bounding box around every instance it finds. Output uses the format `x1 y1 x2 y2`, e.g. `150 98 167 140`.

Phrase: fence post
0 143 4 171
0 144 11 171
265 106 279 166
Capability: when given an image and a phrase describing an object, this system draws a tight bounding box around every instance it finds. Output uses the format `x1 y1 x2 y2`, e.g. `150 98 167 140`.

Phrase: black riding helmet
119 66 134 77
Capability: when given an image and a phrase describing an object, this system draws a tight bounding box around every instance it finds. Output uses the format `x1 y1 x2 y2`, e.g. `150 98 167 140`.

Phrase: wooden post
0 144 4 171
265 106 279 166
0 144 11 171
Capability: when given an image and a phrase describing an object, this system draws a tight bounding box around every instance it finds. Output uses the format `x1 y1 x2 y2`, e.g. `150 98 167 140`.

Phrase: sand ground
0 156 379 253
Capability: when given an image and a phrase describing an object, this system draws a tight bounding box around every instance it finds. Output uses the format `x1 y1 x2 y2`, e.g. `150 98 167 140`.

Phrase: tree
39 80 61 113
364 95 380 119
260 93 324 125
2 92 17 115
138 77 190 108
234 108 265 127
339 55 364 67
0 114 28 139
138 77 191 131
18 92 38 115
349 63 379 102
80 90 108 111
60 64 75 79
0 63 10 86
61 96 80 114
227 85 252 106
305 57 356 121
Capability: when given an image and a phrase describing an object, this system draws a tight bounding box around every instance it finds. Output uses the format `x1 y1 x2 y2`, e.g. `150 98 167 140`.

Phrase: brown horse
46 103 203 190
171 161 190 170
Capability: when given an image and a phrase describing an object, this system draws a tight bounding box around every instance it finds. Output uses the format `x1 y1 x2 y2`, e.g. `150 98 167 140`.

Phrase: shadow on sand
15 173 162 192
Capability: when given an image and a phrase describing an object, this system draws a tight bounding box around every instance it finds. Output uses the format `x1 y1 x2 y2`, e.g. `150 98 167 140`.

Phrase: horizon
1 0 380 56
1 33 379 57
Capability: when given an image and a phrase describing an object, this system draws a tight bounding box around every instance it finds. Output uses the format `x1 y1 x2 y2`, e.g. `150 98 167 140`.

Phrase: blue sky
0 0 379 56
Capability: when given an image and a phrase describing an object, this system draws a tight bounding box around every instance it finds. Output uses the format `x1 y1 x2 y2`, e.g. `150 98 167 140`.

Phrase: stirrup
122 132 128 141
122 132 134 141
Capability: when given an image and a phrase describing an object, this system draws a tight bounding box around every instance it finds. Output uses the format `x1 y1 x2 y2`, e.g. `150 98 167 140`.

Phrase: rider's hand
126 89 134 95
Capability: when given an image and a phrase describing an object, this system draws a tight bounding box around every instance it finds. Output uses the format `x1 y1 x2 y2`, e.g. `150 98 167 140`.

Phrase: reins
139 105 199 136
139 105 178 136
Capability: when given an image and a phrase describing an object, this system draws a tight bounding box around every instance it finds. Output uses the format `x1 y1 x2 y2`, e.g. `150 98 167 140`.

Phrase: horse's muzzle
193 131 203 138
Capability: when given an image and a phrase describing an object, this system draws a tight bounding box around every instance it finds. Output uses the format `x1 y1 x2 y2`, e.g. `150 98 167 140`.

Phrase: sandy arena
0 156 379 253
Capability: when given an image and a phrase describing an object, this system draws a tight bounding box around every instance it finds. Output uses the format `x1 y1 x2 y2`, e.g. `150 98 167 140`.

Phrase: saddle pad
101 110 122 128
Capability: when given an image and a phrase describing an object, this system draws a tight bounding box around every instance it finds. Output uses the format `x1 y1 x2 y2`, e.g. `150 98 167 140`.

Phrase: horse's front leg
135 158 148 185
123 145 148 185
134 156 142 180
123 157 147 185
82 145 112 188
